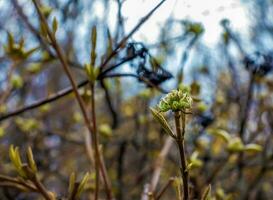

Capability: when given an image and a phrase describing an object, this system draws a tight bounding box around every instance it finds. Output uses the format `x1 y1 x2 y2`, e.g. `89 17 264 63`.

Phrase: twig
100 80 119 129
0 63 16 105
116 140 127 200
0 73 167 122
0 175 37 192
174 111 189 200
150 137 173 192
237 72 255 180
99 0 167 72
155 177 175 200
206 154 231 184
141 184 151 200
32 175 53 200
90 83 100 200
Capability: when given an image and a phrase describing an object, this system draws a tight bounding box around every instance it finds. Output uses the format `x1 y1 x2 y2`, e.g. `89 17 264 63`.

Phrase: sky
107 0 250 46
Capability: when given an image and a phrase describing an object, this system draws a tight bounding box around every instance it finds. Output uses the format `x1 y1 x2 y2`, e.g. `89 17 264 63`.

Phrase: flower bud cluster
158 86 192 112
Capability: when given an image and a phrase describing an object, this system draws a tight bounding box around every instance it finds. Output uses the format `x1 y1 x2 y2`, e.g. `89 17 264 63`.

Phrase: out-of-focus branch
0 73 167 122
99 0 167 72
150 137 173 192
155 177 175 200
0 63 17 105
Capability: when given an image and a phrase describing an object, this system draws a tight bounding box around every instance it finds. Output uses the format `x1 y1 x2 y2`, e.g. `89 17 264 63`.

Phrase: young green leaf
26 146 37 173
244 144 262 153
150 107 176 139
227 137 244 153
68 172 76 197
90 25 97 66
7 32 14 50
76 172 89 198
52 17 58 36
172 177 182 200
201 184 211 200
207 128 231 143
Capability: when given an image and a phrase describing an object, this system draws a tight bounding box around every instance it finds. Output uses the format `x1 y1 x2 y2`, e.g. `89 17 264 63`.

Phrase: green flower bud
158 86 193 112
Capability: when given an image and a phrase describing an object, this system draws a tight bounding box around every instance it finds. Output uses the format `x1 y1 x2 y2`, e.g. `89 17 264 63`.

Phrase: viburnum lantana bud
158 85 192 112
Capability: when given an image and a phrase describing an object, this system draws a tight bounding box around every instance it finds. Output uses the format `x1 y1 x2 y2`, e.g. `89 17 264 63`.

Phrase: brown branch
0 79 87 122
0 175 37 192
90 83 100 200
0 63 17 105
0 74 167 122
155 177 175 200
99 0 167 72
31 175 53 200
150 137 173 192
174 111 189 200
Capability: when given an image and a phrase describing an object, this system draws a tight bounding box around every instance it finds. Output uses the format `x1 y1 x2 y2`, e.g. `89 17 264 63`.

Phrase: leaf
40 6 53 18
244 144 262 153
52 17 58 36
19 37 25 49
172 177 182 200
90 25 97 65
0 127 5 137
106 28 113 55
189 151 203 168
68 172 76 197
24 46 39 59
84 64 99 82
150 107 176 139
201 184 211 200
26 146 37 173
40 22 48 37
76 172 89 198
207 128 231 143
9 145 26 178
7 32 14 50
91 25 97 49
227 137 244 153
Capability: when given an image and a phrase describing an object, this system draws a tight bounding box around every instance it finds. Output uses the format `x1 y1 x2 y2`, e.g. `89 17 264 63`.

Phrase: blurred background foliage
0 0 273 199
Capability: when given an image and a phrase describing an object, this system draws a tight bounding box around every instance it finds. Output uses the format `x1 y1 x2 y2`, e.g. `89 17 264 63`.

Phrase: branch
150 137 173 192
0 73 167 122
99 0 167 72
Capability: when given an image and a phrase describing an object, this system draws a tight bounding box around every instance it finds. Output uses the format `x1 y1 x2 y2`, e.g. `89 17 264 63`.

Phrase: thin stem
239 72 255 139
116 140 127 200
90 84 100 200
0 175 37 192
98 147 113 200
155 177 175 200
99 0 167 71
174 111 189 200
237 72 255 180
206 154 230 184
32 175 53 200
150 137 173 192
